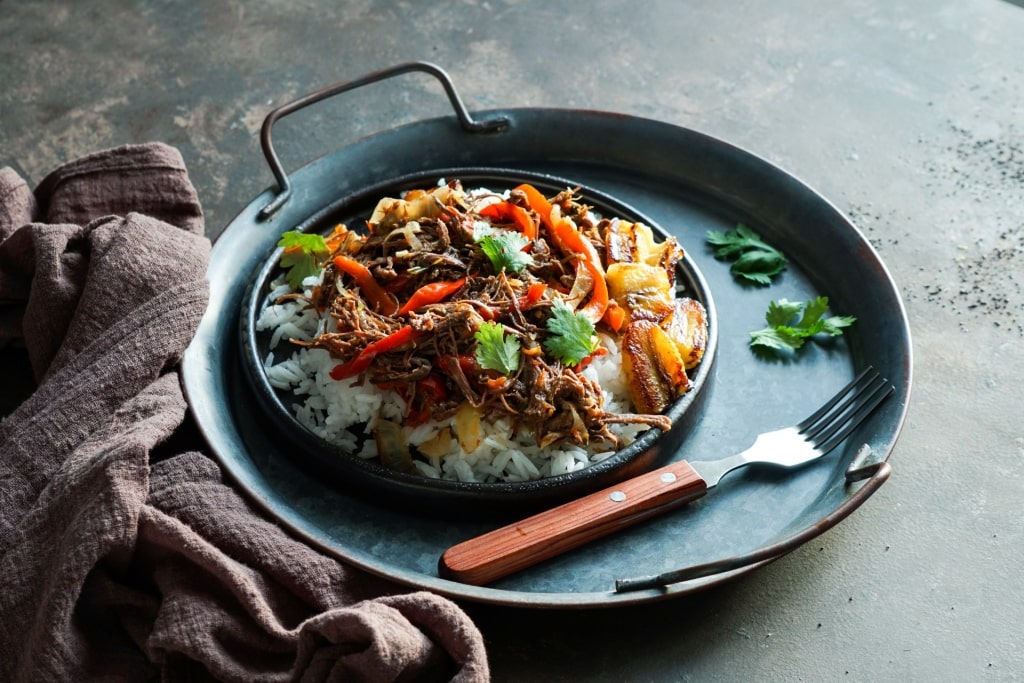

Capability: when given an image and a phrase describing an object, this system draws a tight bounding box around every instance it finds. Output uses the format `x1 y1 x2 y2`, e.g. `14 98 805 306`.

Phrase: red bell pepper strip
516 282 548 310
478 201 538 240
406 372 449 425
517 183 600 266
332 255 398 315
574 346 609 372
417 373 448 402
550 215 609 324
548 213 602 270
330 325 416 380
324 223 362 253
515 184 609 323
514 183 555 230
439 353 481 388
454 353 478 375
396 277 467 316
602 299 627 332
577 260 609 324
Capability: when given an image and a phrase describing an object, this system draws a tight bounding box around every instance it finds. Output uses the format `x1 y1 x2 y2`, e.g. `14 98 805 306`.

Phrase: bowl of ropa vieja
240 168 716 518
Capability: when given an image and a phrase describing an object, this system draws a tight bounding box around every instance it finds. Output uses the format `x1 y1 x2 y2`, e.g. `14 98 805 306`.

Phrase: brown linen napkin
0 144 489 682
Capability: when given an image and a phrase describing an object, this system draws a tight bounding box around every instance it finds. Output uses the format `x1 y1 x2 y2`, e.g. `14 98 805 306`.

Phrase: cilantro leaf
472 221 499 241
543 301 600 366
474 321 521 374
764 298 805 327
750 296 856 353
476 231 535 274
706 224 787 285
820 313 858 336
747 326 803 352
278 230 330 289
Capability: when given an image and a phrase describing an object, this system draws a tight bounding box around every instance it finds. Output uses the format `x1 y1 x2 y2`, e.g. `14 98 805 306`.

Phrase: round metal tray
182 64 911 608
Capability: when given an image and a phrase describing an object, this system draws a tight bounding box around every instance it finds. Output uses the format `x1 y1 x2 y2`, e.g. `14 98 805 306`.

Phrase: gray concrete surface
3 0 1022 680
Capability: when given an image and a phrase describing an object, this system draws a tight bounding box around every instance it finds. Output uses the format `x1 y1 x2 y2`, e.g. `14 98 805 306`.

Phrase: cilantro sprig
474 321 521 374
474 223 535 274
706 224 787 285
478 232 535 274
543 301 600 366
278 230 329 289
749 296 856 353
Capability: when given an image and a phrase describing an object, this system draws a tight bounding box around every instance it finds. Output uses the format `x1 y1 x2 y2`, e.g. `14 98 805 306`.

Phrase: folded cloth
0 144 489 682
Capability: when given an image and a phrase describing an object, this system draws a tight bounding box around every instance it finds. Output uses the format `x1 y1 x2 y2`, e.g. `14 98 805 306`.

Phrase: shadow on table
465 577 769 680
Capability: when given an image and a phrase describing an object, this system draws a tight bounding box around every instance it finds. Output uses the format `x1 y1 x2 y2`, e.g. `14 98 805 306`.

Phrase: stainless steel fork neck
687 450 756 488
688 426 809 488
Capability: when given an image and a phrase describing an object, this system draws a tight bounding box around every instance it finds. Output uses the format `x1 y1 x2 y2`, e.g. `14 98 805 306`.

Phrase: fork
439 366 895 586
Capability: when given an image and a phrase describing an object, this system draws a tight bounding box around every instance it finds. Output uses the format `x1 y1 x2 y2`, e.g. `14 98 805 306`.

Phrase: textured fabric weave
0 144 488 682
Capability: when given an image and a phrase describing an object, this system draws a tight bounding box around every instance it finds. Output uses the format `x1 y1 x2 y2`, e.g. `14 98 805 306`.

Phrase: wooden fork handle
438 460 708 586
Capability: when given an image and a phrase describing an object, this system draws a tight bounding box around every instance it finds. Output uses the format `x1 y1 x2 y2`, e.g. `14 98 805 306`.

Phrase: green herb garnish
543 300 600 366
706 224 787 285
476 230 535 274
474 321 521 374
278 230 330 289
749 296 856 353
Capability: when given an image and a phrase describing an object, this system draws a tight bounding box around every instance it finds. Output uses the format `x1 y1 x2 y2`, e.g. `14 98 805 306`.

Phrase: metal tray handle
258 61 509 219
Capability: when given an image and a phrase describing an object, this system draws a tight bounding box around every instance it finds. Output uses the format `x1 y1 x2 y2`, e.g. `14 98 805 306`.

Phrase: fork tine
797 366 895 455
796 366 877 433
801 371 881 442
813 379 893 454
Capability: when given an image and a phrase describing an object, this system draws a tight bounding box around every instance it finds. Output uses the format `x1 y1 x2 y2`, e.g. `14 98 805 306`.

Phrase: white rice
257 275 648 484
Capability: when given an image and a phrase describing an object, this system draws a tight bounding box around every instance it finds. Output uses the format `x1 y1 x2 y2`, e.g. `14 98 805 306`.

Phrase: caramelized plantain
621 319 692 414
605 219 640 263
636 225 682 286
665 298 708 370
606 262 674 324
605 220 683 283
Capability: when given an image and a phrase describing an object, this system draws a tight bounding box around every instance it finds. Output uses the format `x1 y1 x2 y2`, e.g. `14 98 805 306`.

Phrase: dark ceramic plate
182 65 911 608
238 169 717 519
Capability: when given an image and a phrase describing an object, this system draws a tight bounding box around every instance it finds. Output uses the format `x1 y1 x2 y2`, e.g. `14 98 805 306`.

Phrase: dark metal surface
181 102 911 608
